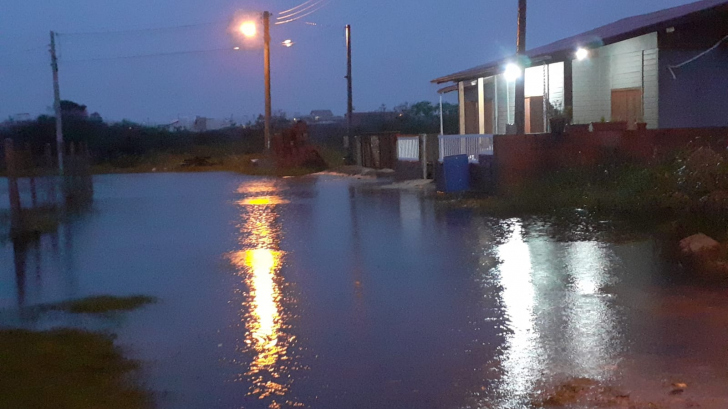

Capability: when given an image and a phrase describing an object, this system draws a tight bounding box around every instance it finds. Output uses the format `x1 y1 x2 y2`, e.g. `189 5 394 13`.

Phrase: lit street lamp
236 12 272 151
239 21 257 38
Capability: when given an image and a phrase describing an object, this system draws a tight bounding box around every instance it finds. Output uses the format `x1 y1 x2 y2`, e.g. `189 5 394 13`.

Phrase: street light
575 47 589 61
234 12 272 151
240 21 257 38
504 63 522 82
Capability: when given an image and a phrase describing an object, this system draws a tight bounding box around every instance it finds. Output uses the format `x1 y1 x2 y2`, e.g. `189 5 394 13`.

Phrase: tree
60 100 88 119
410 101 437 119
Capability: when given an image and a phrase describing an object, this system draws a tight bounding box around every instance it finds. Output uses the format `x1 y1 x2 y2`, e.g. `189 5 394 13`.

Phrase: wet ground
2 172 728 409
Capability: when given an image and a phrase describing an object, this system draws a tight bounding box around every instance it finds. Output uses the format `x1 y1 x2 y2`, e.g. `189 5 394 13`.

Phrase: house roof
432 0 728 84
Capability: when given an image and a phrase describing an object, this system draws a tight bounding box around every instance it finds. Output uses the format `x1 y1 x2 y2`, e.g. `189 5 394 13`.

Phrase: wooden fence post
44 143 57 206
420 134 427 179
5 139 22 230
25 143 38 208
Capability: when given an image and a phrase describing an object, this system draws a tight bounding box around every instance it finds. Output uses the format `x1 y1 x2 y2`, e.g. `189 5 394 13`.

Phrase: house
310 110 335 121
432 0 728 134
299 110 345 124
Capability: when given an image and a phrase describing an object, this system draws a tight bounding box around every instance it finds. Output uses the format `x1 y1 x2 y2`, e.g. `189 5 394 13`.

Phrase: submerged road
1 172 728 408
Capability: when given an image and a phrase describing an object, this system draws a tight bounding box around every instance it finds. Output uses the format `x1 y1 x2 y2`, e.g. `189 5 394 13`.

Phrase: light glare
240 21 257 38
504 63 522 82
576 48 589 61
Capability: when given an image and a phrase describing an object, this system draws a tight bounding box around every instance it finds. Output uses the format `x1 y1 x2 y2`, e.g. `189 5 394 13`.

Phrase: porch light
504 63 522 82
576 47 589 61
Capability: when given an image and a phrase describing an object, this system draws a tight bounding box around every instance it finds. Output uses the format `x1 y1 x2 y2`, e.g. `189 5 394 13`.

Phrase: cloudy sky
0 0 700 123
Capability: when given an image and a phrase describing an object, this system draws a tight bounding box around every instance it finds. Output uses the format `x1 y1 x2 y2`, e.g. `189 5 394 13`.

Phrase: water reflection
5 226 75 314
563 242 620 378
495 221 544 404
230 180 296 408
477 220 624 406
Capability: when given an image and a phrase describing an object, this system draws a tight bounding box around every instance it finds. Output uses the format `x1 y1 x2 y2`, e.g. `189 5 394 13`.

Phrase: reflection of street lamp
236 12 272 151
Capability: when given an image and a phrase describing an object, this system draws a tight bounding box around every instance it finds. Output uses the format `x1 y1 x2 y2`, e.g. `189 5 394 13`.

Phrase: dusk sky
0 0 700 124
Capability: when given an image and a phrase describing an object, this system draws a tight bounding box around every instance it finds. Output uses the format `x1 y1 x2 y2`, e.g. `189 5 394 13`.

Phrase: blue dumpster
442 154 470 193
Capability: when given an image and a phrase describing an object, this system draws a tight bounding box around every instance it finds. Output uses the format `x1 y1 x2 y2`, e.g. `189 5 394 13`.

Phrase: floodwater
2 172 728 409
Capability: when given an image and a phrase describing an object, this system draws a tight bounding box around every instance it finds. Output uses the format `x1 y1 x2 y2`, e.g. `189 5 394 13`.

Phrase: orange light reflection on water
230 182 294 407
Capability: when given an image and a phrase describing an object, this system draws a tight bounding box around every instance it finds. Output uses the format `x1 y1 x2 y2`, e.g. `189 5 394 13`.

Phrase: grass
92 147 342 177
38 295 158 315
441 156 728 242
0 328 153 409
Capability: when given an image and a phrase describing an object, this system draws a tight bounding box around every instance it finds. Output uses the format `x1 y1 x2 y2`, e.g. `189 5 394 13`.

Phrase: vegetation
1 99 454 176
0 328 153 409
38 295 158 314
457 146 728 240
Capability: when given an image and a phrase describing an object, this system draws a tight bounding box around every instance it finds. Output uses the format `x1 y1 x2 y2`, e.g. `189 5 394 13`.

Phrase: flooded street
2 172 728 409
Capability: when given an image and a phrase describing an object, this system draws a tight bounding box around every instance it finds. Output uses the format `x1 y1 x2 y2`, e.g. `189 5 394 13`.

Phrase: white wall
572 32 659 128
548 62 565 111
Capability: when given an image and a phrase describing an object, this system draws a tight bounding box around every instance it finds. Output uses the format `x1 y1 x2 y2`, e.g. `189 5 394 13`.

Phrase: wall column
564 59 573 114
458 81 466 135
478 78 486 134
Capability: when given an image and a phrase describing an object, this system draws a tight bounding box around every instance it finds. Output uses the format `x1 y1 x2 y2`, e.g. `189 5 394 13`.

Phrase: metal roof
432 0 728 84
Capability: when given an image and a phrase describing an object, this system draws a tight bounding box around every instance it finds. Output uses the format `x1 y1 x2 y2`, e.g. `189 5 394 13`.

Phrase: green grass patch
0 328 153 409
40 295 157 314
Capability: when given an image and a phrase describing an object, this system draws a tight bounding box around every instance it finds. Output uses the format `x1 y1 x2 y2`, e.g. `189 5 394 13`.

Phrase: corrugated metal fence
438 134 494 163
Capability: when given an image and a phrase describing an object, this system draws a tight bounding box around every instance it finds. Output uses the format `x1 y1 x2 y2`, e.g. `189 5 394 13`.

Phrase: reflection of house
433 0 728 133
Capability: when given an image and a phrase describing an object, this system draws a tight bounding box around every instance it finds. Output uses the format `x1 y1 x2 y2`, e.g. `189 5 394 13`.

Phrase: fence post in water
25 143 38 208
65 142 76 205
44 143 57 206
355 135 362 167
81 142 93 202
420 134 427 180
4 139 22 231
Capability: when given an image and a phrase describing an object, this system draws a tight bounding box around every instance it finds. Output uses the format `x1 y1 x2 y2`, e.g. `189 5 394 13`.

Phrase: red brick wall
493 127 728 191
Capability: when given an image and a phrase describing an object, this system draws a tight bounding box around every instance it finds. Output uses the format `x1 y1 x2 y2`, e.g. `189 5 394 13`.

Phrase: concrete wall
573 33 659 128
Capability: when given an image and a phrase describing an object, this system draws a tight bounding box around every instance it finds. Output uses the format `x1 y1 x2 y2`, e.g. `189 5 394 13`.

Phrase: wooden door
611 88 643 129
525 96 545 134
464 100 479 134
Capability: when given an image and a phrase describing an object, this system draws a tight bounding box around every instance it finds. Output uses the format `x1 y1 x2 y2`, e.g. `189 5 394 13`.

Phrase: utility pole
263 11 272 151
514 0 527 135
345 24 354 162
50 31 64 173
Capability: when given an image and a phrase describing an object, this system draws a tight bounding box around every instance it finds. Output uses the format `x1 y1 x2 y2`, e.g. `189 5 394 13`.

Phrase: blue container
442 154 470 193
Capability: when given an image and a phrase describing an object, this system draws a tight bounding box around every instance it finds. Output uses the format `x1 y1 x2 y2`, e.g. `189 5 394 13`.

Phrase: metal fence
438 134 494 163
396 136 420 162
3 138 93 237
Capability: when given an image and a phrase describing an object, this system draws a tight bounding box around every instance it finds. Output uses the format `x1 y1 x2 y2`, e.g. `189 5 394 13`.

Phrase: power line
57 19 228 37
0 45 47 58
279 0 317 15
276 1 331 25
278 0 327 20
60 47 235 63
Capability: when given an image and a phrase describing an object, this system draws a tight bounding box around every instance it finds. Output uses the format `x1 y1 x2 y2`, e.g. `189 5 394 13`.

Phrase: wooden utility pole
50 31 64 172
263 12 272 151
514 0 527 135
345 24 354 162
